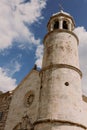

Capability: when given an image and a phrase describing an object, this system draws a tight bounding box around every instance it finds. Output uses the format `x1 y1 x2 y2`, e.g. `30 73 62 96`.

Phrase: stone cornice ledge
34 118 86 129
40 64 82 78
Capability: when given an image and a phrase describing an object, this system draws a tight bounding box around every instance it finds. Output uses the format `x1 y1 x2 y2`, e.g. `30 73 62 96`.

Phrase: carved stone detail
13 115 33 130
24 91 34 107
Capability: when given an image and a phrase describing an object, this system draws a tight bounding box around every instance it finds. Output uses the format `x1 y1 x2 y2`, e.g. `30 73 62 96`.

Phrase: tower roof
52 10 70 17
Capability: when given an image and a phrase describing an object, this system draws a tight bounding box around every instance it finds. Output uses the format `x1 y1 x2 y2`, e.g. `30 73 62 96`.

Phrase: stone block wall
5 70 41 130
0 92 12 130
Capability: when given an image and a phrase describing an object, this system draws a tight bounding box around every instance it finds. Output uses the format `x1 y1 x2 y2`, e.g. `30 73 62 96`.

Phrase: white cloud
0 0 47 92
4 60 21 77
3 54 22 76
0 0 47 50
74 27 87 46
0 55 21 92
0 67 17 92
73 27 87 95
35 44 43 68
0 55 22 92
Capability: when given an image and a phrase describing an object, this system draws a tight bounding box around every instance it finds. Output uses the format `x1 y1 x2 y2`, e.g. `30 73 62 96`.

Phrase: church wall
4 70 41 130
0 92 12 130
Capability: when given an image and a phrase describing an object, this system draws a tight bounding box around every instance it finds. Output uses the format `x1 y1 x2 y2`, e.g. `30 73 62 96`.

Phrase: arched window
54 21 59 30
63 21 68 30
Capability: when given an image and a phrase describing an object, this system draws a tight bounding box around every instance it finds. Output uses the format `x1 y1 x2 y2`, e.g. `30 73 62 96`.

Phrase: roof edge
13 69 40 93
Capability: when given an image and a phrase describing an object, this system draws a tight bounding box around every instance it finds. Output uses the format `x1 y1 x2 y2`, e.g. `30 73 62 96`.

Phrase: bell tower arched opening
54 21 59 30
63 20 68 30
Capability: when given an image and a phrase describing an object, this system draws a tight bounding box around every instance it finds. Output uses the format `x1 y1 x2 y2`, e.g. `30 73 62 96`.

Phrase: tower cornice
34 118 87 129
40 64 82 78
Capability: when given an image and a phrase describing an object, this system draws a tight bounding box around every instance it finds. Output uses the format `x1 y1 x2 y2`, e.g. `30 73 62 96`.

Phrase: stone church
0 10 87 130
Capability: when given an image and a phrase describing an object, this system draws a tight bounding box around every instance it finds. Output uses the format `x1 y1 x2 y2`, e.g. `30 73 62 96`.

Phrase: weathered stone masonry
1 10 87 130
0 92 12 130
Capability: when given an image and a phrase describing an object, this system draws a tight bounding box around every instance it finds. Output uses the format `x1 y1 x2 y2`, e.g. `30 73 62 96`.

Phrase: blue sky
0 0 87 95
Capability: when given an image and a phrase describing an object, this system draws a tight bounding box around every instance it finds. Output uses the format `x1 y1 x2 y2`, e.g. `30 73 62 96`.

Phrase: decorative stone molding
34 118 86 129
13 115 33 130
40 64 82 78
24 91 34 107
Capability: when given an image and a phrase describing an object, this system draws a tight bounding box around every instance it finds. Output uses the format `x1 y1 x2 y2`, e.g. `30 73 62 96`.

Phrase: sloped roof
13 69 39 92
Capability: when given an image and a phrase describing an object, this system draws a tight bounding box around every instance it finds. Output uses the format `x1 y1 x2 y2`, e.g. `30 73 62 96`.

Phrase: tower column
59 19 63 29
68 22 72 31
50 23 54 31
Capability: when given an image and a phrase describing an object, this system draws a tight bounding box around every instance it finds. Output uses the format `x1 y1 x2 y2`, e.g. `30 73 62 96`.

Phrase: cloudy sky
0 0 87 95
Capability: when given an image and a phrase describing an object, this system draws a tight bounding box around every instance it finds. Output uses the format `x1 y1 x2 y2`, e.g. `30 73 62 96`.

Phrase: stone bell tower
34 10 87 130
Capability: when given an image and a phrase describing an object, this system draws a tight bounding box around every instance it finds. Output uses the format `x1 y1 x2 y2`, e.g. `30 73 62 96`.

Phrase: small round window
24 91 34 107
65 82 69 86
